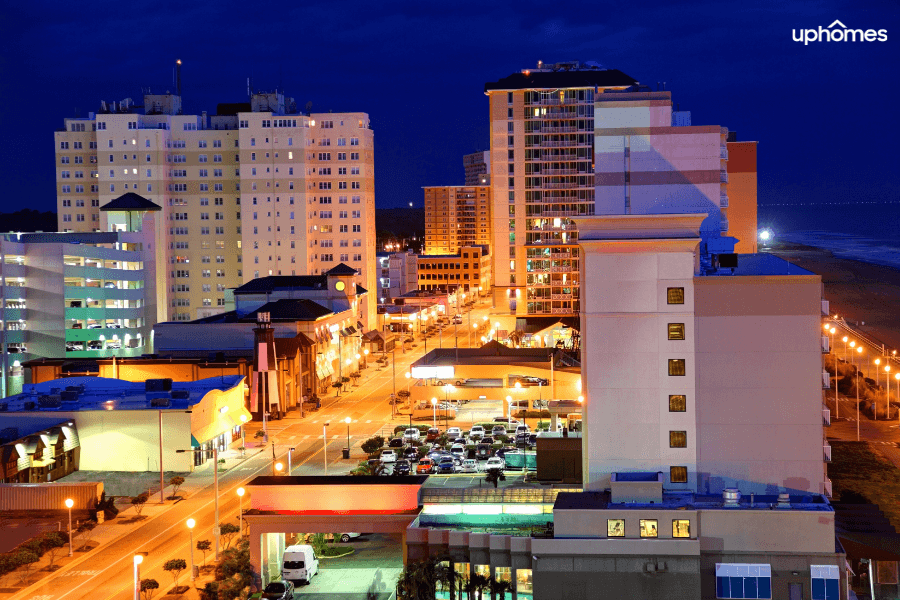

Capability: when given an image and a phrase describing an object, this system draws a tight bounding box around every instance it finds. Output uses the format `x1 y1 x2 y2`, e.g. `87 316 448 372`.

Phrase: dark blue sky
1 0 896 212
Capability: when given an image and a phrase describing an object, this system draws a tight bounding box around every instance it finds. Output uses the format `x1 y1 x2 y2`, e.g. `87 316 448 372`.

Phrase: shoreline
767 242 900 351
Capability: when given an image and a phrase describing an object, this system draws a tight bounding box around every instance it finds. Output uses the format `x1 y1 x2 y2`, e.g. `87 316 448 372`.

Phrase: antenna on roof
176 59 182 97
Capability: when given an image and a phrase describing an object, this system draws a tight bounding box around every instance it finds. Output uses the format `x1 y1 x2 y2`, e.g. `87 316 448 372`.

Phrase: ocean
759 202 900 271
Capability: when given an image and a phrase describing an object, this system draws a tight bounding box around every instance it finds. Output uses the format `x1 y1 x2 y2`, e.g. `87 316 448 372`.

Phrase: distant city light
758 229 773 242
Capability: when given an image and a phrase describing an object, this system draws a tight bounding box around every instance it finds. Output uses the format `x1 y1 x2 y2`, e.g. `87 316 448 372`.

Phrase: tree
216 539 252 600
396 558 438 600
131 493 150 516
465 573 490 600
308 533 328 556
16 550 39 583
351 460 387 476
196 539 212 564
140 578 160 600
332 381 343 397
488 576 513 600
169 476 185 498
40 531 68 568
74 520 96 550
485 468 502 489
341 376 351 391
220 522 240 549
198 581 219 600
163 558 187 589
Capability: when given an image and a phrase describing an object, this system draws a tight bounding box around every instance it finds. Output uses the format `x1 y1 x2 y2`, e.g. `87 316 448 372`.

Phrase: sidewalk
4 444 266 600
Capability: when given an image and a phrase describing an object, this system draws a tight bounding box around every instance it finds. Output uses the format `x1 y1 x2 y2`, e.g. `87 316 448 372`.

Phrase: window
668 359 686 376
639 520 658 538
667 287 685 304
668 323 685 340
811 565 841 600
669 431 687 448
672 519 690 538
607 519 624 537
715 564 772 599
670 466 688 483
669 395 686 412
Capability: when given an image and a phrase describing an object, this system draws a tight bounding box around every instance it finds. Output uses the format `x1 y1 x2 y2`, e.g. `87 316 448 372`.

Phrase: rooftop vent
777 493 791 508
60 390 79 402
723 488 742 507
150 397 171 408
38 396 62 409
171 390 190 400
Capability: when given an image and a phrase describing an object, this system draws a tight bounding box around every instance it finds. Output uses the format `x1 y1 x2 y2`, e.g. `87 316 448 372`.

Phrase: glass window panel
607 519 625 537
495 566 511 583
670 466 688 483
669 395 687 412
667 287 685 304
729 577 743 598
668 323 685 340
639 519 658 538
744 576 758 598
516 568 533 598
670 431 687 448
673 519 690 538
811 578 826 600
758 576 772 598
668 359 686 376
474 564 490 578
824 578 839 600
717 576 730 598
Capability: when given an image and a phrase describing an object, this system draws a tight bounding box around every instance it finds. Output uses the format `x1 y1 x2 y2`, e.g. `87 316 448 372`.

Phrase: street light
323 422 330 475
275 462 284 474
133 554 144 600
431 397 437 428
345 416 352 456
363 348 369 369
186 518 196 581
65 498 74 556
856 345 863 441
885 365 891 419
287 447 295 474
236 487 246 535
506 395 513 425
177 448 220 560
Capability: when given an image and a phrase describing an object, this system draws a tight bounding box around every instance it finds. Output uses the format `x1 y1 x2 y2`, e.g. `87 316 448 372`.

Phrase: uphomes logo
793 20 888 45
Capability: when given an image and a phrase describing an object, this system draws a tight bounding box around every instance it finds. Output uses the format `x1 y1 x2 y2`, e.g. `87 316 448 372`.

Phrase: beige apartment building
416 245 491 296
54 91 375 325
423 185 492 255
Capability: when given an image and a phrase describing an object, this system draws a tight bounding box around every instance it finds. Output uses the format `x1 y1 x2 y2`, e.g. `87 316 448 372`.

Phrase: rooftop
485 67 637 93
413 341 558 367
99 193 162 212
554 490 834 512
0 375 244 412
702 253 816 277
244 299 333 322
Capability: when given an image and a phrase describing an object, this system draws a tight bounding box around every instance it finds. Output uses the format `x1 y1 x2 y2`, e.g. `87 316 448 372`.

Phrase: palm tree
488 576 513 600
396 558 438 600
464 573 490 600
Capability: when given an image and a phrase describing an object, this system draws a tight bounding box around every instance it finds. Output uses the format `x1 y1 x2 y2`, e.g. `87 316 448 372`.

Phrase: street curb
8 447 267 600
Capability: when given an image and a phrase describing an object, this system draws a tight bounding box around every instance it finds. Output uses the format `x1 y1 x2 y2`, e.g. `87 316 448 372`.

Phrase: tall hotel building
423 185 492 256
485 62 749 318
54 91 376 325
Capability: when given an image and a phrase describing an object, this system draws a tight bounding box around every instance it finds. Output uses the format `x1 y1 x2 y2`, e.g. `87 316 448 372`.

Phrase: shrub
361 436 385 454
220 523 240 548
169 476 185 497
198 582 219 600
196 539 211 563
16 550 39 582
40 531 68 567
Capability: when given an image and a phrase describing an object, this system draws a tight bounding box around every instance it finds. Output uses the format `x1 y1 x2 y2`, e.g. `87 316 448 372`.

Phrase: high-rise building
54 91 376 325
725 133 759 254
462 151 490 186
423 185 492 255
485 62 743 319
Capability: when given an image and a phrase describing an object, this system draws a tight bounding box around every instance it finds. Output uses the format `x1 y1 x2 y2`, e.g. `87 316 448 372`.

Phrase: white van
282 544 319 585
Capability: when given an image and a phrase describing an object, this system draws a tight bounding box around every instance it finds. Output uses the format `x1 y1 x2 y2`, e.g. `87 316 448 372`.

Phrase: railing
823 478 832 498
541 182 581 189
551 252 572 258
541 126 577 134
541 168 580 175
551 308 573 314
551 293 573 300
824 444 832 463
720 171 729 183
720 147 728 159
719 194 729 208
822 407 831 426
551 265 572 272
541 210 590 217
537 97 580 106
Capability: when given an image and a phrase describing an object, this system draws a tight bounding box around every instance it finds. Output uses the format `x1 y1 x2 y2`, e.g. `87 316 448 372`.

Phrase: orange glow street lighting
65 498 74 556
856 346 863 441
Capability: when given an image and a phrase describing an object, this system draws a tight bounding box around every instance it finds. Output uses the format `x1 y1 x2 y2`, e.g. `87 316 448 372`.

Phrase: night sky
1 0 896 213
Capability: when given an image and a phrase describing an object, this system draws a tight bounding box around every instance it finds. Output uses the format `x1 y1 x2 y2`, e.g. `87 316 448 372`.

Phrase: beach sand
769 242 900 351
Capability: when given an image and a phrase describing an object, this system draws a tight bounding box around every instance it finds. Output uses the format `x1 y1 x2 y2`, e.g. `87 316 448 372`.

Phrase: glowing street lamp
885 365 892 419
133 555 144 600
186 518 196 581
856 346 863 441
65 498 74 556
431 397 437 428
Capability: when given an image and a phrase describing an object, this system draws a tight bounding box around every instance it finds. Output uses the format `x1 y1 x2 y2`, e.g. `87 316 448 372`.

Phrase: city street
8 300 494 600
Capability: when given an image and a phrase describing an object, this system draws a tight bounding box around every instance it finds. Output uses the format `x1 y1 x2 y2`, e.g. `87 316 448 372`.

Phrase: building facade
416 246 491 296
54 91 376 324
724 135 759 254
423 185 492 256
463 151 490 186
0 200 160 396
389 250 419 301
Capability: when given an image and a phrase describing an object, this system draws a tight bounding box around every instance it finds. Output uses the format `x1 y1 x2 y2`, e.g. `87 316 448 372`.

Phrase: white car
403 428 421 443
306 532 360 543
469 425 485 439
449 444 466 458
452 315 463 324
460 459 478 473
485 457 506 472
380 449 397 463
446 427 462 438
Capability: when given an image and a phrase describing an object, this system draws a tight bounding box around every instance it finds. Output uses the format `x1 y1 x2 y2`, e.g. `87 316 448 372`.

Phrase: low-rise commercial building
0 375 249 471
0 421 81 483
417 245 490 297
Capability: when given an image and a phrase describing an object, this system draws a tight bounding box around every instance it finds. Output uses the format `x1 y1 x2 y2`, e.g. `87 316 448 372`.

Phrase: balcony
824 443 832 463
823 407 831 426
823 478 832 498
719 219 729 232
720 147 728 160
720 171 729 183
538 97 579 106
551 252 572 259
541 168 580 175
719 194 728 208
551 307 574 314
822 370 830 390
551 293 573 300
542 210 590 217
551 265 573 272
541 126 577 134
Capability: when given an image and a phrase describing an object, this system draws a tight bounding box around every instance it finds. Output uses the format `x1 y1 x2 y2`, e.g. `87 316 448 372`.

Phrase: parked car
403 447 419 460
481 436 494 445
380 449 397 463
262 581 295 600
460 458 478 473
491 425 508 437
485 457 506 472
282 544 318 584
425 427 441 442
450 444 466 458
493 416 518 424
452 437 466 446
475 444 492 460
446 427 462 438
417 457 435 474
452 315 463 324
528 433 538 447
469 425 485 439
436 458 457 474
87 323 103 329
515 424 530 436
403 428 421 443
495 447 517 459
394 459 411 476
304 533 360 543
388 437 405 448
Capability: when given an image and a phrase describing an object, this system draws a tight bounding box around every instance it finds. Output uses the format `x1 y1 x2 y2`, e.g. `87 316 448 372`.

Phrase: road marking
288 435 296 440
366 420 372 423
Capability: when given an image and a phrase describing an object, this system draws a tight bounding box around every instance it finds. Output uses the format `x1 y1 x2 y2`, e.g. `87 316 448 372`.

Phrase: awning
31 457 56 468
356 321 364 331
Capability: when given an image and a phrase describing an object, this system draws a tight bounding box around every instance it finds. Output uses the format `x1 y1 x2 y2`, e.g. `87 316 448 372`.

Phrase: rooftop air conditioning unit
150 398 171 408
723 488 741 507
777 493 791 508
171 390 190 400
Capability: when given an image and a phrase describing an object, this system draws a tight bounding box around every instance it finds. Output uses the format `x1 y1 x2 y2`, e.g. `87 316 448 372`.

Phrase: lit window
811 565 841 600
672 519 690 538
639 520 658 538
669 395 686 412
669 431 687 448
668 323 685 340
607 519 624 537
667 287 685 304
670 466 688 483
716 563 772 599
668 359 686 376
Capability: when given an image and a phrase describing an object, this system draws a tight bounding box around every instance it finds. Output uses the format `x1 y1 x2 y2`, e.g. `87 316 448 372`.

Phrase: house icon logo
793 20 888 45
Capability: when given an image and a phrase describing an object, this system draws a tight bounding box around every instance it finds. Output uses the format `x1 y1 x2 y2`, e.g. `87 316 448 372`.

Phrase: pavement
3 300 495 600
296 534 402 599
825 391 900 470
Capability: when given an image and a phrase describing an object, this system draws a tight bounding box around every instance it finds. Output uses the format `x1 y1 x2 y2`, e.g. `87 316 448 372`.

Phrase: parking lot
295 533 402 600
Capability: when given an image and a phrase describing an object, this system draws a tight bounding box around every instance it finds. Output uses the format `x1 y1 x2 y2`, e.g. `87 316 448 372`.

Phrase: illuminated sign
411 365 455 380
